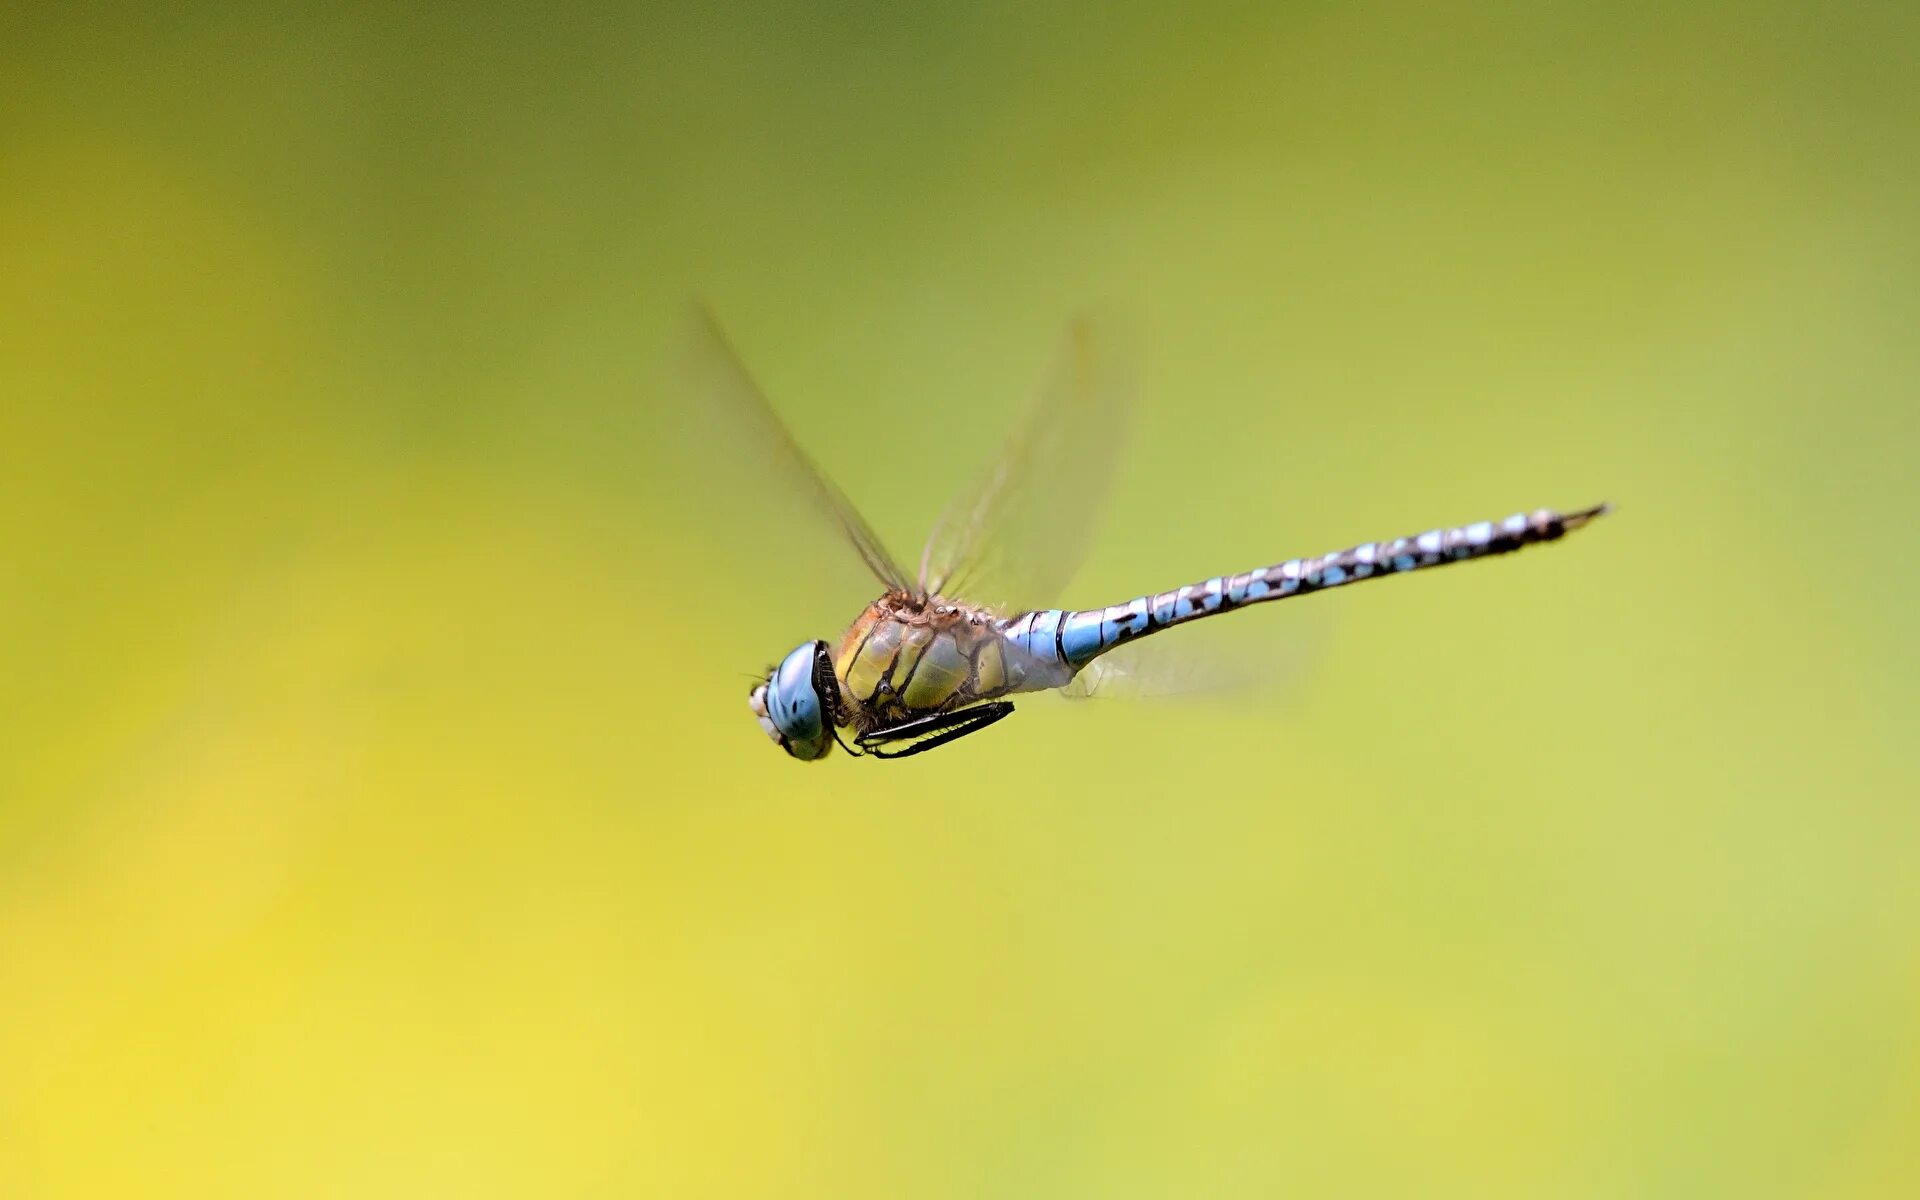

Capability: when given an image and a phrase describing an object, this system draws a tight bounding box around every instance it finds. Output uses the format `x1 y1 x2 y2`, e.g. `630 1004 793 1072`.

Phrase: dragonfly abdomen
1054 503 1610 667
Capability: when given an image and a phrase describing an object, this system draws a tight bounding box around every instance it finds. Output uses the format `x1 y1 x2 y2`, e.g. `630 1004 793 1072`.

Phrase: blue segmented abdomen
994 607 1071 689
1030 503 1609 670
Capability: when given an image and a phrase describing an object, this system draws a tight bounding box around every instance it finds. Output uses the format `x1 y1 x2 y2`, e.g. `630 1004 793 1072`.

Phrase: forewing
918 316 1140 610
667 304 912 598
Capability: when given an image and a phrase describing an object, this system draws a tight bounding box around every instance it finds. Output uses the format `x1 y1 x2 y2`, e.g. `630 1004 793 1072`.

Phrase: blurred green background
4 2 1917 1197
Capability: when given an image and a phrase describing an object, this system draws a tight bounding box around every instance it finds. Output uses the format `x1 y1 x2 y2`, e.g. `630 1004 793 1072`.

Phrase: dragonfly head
748 640 839 761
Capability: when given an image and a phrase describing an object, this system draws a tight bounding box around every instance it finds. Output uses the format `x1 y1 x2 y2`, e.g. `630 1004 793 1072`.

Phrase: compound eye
762 642 834 760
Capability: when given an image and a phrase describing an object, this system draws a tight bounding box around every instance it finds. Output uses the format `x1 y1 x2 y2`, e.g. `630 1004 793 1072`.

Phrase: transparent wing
918 315 1140 611
667 304 912 596
1060 640 1306 701
1059 604 1330 703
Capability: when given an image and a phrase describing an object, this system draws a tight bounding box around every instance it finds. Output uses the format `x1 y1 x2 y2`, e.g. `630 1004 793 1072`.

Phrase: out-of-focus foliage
3 3 1916 1197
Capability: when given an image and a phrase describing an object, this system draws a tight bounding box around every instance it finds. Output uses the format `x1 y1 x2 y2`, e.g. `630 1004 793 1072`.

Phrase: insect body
752 505 1606 759
697 309 1609 762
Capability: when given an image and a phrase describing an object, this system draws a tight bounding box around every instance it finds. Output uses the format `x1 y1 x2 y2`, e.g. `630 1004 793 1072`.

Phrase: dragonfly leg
856 702 1015 760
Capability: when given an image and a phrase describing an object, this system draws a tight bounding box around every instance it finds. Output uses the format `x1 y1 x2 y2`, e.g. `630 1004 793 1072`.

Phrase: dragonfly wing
1058 606 1329 702
918 315 1140 611
668 304 912 597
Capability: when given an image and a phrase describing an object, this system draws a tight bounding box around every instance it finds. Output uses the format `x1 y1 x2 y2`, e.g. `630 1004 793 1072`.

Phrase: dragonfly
687 309 1610 762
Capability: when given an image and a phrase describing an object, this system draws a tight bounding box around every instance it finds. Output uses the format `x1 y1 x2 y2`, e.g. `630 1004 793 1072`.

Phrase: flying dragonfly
689 310 1609 761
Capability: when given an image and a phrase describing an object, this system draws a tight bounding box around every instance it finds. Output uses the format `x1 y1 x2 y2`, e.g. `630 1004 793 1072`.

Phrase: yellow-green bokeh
4 3 1917 1196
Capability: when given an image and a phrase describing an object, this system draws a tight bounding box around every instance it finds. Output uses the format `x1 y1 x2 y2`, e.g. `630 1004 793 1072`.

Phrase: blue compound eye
749 641 834 760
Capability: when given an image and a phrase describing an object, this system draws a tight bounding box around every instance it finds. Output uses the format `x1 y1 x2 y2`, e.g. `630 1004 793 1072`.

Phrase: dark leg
856 703 1015 760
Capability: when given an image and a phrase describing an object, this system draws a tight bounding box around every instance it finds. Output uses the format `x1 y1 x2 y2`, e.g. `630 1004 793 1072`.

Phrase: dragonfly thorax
830 592 1062 734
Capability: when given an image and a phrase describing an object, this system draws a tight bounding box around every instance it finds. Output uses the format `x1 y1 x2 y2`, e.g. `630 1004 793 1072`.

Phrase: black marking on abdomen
1060 503 1608 663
